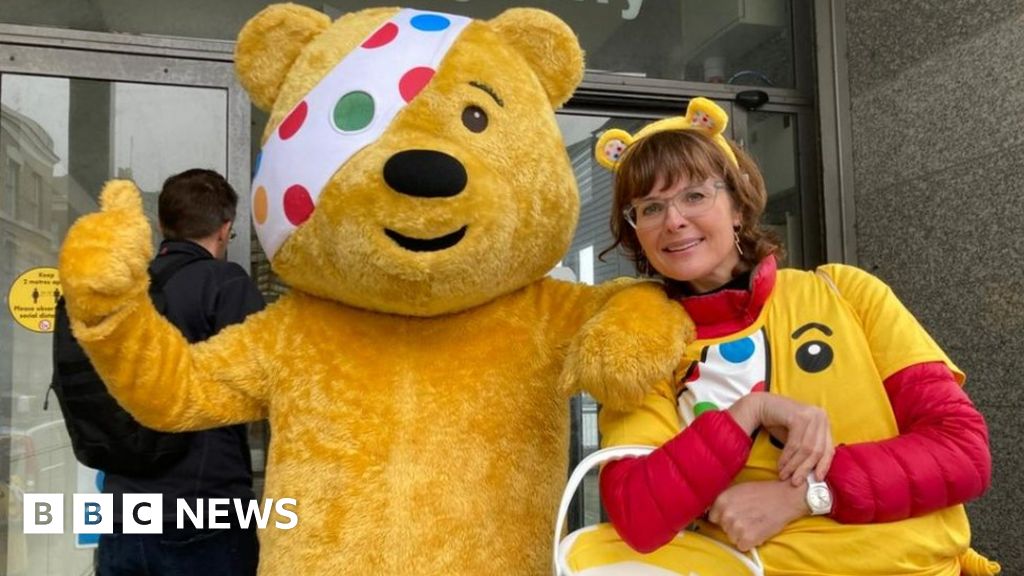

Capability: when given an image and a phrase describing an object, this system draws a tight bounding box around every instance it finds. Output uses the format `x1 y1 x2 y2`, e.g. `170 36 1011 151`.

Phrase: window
15 164 38 227
5 1 800 89
6 158 20 219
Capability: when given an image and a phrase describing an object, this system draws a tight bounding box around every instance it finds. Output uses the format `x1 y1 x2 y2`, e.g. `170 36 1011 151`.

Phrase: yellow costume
57 6 690 574
601 261 992 575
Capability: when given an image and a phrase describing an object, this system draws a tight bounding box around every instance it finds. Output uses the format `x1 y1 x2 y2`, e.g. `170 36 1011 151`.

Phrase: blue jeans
97 526 258 576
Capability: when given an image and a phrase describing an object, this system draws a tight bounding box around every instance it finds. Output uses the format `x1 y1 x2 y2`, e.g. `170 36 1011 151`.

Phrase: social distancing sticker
7 267 61 333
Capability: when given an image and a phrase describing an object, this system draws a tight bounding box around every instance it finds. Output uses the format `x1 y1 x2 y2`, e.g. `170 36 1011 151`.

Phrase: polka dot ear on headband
593 97 738 172
251 9 472 261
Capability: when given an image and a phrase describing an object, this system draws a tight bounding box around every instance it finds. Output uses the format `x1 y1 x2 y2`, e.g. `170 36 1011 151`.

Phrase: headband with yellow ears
594 97 739 172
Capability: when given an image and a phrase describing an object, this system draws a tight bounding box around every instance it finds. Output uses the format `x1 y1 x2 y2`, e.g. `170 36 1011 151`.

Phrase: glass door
0 29 250 576
556 101 738 531
557 95 820 531
730 103 821 269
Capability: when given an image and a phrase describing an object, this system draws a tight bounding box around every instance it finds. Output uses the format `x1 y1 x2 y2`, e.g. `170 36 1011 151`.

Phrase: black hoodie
105 239 266 526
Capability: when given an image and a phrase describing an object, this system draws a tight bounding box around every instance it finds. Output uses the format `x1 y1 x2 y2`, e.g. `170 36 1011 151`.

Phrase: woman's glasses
623 180 726 230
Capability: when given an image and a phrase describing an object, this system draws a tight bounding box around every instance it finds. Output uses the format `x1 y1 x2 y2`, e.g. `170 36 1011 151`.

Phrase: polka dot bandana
251 9 472 260
678 329 768 425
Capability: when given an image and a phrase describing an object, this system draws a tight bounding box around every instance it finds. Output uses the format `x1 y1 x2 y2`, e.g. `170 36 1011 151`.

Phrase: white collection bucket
553 445 763 576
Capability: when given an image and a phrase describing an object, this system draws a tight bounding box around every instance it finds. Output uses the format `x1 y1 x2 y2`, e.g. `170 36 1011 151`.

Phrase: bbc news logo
23 494 298 534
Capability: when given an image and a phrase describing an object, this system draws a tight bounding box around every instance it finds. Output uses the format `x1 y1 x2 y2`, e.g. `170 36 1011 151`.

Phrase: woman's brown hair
602 129 782 275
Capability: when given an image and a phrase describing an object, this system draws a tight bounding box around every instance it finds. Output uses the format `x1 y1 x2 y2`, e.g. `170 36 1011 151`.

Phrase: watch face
808 486 832 513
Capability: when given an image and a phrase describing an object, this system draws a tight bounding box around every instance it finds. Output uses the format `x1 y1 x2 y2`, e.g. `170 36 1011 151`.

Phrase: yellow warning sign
7 267 61 333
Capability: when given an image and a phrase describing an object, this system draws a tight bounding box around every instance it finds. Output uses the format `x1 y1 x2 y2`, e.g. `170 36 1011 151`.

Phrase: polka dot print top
251 9 472 260
677 329 768 425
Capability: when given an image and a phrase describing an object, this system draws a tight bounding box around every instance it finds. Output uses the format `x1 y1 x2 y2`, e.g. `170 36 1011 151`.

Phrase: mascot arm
599 381 753 553
59 181 270 431
556 279 694 412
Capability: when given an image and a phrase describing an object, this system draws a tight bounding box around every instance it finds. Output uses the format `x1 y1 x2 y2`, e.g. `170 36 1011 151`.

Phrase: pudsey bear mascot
58 5 690 575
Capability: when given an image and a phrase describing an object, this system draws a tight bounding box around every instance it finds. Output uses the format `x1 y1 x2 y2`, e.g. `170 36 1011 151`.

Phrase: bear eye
462 105 488 133
795 340 833 373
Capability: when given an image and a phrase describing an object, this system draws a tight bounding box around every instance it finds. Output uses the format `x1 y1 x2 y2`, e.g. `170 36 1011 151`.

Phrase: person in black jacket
98 168 265 576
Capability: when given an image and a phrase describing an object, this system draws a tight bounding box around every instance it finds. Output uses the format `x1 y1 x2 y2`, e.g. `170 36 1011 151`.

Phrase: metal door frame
0 25 251 570
0 23 252 268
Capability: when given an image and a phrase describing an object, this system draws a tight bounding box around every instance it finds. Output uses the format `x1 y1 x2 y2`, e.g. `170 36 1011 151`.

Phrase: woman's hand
728 392 835 484
761 394 835 484
708 480 809 551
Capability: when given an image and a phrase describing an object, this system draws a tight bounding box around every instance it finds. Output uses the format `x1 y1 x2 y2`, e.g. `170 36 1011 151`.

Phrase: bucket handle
552 445 763 575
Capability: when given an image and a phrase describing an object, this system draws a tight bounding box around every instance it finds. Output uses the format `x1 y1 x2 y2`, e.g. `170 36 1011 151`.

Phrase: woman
591 98 994 575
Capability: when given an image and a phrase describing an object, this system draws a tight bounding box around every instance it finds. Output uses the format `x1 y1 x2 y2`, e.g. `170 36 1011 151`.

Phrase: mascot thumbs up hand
59 180 152 328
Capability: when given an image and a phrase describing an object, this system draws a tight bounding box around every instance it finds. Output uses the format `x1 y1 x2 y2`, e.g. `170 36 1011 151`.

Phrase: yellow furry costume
57 6 690 575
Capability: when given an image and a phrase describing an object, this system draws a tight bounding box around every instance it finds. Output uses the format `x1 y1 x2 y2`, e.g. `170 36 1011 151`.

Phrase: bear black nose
383 150 467 198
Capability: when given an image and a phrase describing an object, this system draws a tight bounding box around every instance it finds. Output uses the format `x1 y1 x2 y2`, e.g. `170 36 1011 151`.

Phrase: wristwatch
805 473 833 516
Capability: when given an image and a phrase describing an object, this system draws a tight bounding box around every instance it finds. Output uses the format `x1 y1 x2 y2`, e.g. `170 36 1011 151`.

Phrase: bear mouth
385 226 468 252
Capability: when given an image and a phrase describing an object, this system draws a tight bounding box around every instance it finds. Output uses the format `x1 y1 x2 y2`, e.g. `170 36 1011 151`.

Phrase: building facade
0 0 1017 573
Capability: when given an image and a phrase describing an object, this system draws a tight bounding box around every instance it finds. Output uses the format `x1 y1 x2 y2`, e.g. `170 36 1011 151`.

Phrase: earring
638 255 652 276
733 229 744 256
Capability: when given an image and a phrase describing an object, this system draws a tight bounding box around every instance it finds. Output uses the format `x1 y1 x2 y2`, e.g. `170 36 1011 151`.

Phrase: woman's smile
662 237 704 254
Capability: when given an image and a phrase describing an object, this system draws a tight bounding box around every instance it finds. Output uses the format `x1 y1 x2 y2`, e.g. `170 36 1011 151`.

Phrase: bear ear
594 129 634 172
489 8 584 108
235 4 332 111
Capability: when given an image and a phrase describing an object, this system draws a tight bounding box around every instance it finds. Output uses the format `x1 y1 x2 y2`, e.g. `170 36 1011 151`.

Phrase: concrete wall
844 1 1024 571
